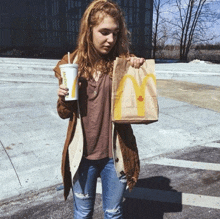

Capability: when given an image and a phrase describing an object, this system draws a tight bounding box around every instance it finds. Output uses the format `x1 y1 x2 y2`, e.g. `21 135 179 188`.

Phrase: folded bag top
111 57 158 124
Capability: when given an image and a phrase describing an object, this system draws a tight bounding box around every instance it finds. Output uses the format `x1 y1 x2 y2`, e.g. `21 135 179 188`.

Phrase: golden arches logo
114 74 156 120
62 71 69 98
62 71 77 98
71 77 77 98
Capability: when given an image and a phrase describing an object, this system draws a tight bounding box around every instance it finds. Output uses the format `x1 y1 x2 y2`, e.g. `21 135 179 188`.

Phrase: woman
54 0 145 218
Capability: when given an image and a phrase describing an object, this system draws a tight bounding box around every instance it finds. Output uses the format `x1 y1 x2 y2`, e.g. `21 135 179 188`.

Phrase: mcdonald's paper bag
111 58 158 124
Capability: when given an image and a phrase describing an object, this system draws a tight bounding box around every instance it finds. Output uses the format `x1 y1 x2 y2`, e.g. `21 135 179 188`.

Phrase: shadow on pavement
123 176 182 219
1 177 182 219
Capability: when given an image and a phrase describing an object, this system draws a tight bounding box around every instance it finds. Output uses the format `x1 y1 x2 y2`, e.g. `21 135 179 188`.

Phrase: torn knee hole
106 207 120 213
74 192 90 199
119 178 127 183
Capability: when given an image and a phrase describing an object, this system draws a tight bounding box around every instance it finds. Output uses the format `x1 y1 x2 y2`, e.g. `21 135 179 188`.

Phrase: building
0 0 153 58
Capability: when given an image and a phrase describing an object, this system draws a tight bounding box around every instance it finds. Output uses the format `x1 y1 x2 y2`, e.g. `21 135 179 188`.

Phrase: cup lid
59 63 78 68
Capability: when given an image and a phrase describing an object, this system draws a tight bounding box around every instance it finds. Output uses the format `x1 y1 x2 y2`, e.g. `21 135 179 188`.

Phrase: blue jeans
72 157 127 219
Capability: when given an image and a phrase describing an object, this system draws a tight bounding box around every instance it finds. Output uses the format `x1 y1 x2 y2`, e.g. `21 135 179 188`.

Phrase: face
92 15 119 55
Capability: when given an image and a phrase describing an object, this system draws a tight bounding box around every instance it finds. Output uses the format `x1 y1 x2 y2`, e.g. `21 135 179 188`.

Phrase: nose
107 33 114 43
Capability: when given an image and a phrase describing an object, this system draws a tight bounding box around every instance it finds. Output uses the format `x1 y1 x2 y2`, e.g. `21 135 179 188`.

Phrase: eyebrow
100 28 119 32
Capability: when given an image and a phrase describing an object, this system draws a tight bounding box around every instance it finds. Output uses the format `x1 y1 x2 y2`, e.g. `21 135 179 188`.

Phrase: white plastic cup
59 63 78 101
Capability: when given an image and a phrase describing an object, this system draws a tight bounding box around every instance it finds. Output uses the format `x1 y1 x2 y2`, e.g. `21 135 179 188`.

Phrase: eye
100 30 119 37
100 31 109 36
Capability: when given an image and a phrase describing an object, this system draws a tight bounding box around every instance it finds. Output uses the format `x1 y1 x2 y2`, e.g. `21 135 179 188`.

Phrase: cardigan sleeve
57 97 77 119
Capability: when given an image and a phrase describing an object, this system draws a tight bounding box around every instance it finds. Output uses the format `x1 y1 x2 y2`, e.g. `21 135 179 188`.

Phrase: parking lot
0 58 220 218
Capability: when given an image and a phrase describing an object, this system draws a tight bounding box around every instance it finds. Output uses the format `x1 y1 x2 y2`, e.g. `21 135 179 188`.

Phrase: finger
130 57 135 67
135 58 145 68
59 84 68 90
58 89 68 96
133 59 137 68
140 58 145 64
135 58 141 68
59 84 65 89
133 58 140 68
57 90 63 97
57 88 69 97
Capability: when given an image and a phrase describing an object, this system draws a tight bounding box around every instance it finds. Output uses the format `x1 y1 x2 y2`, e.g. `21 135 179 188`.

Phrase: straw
68 52 70 64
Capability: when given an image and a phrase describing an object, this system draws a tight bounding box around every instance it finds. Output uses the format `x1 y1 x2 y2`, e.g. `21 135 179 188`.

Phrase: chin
99 50 110 56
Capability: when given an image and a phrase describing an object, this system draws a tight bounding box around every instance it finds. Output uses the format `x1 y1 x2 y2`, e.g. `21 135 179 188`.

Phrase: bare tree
152 0 170 59
170 0 219 61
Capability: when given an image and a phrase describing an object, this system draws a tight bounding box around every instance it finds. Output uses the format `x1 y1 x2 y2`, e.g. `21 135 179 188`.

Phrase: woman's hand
57 83 82 100
127 57 145 69
57 84 69 99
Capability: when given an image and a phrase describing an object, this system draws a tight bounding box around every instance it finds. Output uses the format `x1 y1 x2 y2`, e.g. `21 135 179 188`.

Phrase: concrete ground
0 58 220 218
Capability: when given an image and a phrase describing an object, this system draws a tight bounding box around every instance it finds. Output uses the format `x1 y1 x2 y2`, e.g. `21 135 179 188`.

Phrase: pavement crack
0 140 22 186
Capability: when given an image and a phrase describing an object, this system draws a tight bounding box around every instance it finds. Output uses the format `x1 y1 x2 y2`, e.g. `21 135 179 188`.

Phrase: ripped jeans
72 157 127 219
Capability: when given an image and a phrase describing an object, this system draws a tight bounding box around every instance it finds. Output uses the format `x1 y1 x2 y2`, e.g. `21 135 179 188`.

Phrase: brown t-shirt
79 74 113 160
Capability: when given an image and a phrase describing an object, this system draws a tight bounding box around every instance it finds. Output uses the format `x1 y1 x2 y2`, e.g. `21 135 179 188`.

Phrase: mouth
103 45 112 49
103 47 111 50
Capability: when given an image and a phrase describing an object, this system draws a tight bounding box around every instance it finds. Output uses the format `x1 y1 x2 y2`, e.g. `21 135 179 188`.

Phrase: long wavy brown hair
72 0 130 79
